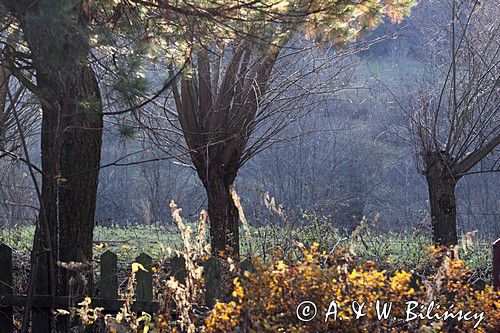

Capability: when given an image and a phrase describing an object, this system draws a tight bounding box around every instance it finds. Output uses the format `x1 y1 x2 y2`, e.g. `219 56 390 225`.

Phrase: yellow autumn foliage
205 245 500 332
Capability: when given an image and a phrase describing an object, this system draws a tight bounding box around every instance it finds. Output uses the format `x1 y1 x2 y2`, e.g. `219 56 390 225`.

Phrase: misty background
1 0 498 239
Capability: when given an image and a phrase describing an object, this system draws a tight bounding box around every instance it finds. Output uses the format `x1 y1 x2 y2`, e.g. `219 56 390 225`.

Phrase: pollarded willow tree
171 37 323 260
410 0 499 246
139 0 415 262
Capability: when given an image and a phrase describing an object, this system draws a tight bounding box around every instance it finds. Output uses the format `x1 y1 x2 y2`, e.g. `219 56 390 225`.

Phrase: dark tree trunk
424 152 459 246
57 65 103 295
204 171 240 259
29 68 61 332
28 65 103 331
18 4 103 321
201 170 240 303
26 67 102 296
33 62 103 333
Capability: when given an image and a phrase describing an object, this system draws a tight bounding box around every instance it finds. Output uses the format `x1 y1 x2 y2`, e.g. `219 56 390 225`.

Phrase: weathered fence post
493 238 500 290
135 253 153 303
100 250 118 299
0 243 13 333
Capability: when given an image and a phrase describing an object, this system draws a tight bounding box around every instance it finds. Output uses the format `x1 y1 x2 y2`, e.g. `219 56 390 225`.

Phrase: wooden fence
1 240 500 332
0 245 175 333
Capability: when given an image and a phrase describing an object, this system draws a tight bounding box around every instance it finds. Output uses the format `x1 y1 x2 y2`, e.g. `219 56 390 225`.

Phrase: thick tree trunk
6 1 102 331
57 65 103 295
18 0 103 297
202 170 240 303
424 152 459 246
204 172 240 259
30 69 60 333
34 63 103 333
29 65 103 331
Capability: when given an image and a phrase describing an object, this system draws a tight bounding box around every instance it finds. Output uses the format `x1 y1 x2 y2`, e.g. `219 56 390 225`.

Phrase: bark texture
13 0 103 300
204 171 240 258
57 65 103 294
424 151 459 246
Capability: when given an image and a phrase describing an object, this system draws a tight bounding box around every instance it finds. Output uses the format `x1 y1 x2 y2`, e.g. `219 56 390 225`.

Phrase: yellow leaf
132 263 148 273
276 260 288 271
54 309 70 315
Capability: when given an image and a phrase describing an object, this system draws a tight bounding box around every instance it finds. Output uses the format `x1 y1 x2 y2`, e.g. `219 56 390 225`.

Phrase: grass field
1 221 492 289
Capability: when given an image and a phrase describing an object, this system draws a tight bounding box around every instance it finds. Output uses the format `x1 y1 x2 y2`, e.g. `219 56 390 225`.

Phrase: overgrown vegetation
1 214 493 294
204 245 499 332
23 205 495 332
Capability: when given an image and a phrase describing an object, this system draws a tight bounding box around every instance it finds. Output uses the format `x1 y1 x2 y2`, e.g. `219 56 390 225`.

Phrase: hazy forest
0 0 499 332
